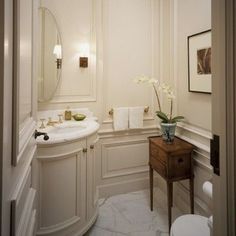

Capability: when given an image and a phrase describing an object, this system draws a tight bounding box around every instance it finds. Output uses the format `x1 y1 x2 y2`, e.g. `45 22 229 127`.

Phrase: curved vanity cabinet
36 132 99 236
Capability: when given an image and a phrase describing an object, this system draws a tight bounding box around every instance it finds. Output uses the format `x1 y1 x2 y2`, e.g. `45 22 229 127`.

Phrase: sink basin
36 120 99 145
49 124 86 135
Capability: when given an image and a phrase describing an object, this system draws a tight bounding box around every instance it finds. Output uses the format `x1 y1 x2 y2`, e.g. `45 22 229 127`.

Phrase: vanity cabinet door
37 140 87 236
87 134 99 220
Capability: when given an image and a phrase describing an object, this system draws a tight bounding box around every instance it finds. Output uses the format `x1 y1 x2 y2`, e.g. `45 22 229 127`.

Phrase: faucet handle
58 114 63 123
39 118 46 129
47 117 52 126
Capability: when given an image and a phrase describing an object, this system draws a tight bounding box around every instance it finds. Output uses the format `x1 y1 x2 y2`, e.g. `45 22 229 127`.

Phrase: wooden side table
148 136 194 230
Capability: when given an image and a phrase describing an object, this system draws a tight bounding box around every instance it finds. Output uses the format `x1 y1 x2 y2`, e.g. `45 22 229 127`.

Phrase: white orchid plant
134 76 184 124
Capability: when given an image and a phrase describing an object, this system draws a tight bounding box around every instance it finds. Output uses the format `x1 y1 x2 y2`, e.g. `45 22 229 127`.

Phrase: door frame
224 0 236 235
212 0 236 235
0 0 4 234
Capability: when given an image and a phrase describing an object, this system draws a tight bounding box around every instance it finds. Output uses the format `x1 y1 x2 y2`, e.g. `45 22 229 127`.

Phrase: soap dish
72 114 86 121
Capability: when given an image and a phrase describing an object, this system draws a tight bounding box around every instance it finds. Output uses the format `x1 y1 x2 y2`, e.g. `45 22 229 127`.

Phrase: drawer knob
178 158 184 163
83 148 87 153
90 144 94 149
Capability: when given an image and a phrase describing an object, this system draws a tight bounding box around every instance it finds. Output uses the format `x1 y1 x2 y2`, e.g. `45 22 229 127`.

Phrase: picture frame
188 30 211 94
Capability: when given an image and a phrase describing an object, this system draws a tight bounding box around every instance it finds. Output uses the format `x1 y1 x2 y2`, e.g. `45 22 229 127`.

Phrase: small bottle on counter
64 106 72 120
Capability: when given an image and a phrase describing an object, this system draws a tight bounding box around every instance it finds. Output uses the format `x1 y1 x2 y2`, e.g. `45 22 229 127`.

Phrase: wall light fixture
53 44 62 69
79 43 89 68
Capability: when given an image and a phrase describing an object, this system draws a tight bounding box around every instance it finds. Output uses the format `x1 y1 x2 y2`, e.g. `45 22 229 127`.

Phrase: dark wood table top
149 136 194 154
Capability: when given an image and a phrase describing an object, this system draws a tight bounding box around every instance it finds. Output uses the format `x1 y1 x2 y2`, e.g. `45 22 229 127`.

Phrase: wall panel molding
12 0 35 166
101 139 149 179
99 126 159 139
10 160 37 236
42 0 97 104
101 0 159 124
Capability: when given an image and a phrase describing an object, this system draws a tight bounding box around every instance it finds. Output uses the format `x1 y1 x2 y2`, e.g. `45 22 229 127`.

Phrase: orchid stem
170 99 173 122
152 84 162 112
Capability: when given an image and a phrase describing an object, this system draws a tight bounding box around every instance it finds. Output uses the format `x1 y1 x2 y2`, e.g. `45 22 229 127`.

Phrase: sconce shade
53 44 62 59
80 43 90 57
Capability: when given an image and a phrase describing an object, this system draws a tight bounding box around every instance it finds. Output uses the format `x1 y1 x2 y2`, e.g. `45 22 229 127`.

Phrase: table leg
190 177 194 214
167 181 172 231
149 165 153 211
170 182 173 207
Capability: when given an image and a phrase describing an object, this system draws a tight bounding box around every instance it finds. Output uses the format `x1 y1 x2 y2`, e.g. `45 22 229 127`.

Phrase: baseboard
97 176 158 199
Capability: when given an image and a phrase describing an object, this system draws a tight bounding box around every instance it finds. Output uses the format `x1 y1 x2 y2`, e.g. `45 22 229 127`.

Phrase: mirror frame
38 7 63 102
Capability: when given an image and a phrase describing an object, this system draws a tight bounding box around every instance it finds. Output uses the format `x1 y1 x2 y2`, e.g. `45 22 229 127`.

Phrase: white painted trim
101 139 149 179
47 97 97 104
172 0 178 117
177 122 212 140
18 188 36 236
71 208 98 236
193 152 212 171
26 209 36 236
37 216 80 235
159 0 164 86
101 0 158 123
11 188 36 236
94 188 99 208
14 167 31 205
102 167 149 179
98 126 159 138
12 0 36 167
91 137 99 145
37 147 83 161
102 116 155 125
48 0 97 104
17 118 36 164
177 133 210 153
98 176 158 199
11 145 36 202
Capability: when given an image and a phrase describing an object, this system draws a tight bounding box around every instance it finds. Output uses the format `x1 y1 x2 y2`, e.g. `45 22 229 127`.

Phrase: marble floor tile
85 188 183 236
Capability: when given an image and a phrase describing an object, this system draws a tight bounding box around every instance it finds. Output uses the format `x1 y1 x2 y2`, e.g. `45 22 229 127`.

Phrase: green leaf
156 111 169 123
171 116 184 123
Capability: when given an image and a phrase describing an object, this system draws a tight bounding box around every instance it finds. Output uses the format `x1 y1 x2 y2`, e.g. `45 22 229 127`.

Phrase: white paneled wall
38 0 212 217
175 0 212 130
160 0 212 216
103 0 152 109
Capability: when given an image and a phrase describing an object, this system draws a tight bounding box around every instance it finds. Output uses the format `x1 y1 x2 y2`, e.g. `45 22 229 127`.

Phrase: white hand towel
129 106 144 129
113 107 129 131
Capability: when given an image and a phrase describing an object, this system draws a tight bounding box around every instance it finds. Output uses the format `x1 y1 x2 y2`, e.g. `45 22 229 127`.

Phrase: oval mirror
38 7 62 102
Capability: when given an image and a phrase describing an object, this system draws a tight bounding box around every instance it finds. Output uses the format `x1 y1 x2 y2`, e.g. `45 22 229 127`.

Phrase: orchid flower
134 76 184 123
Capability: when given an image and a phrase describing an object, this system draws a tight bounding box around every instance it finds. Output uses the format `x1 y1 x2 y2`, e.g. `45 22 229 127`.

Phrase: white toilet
170 182 213 236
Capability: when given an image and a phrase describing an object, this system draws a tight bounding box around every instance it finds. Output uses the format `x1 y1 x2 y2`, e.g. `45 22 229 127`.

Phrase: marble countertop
36 118 100 145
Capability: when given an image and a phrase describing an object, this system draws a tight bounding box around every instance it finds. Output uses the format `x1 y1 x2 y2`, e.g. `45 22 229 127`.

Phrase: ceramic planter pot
160 122 177 143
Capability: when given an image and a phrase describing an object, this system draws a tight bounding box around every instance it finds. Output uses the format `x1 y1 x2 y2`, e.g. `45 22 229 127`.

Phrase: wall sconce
79 43 89 68
53 44 62 69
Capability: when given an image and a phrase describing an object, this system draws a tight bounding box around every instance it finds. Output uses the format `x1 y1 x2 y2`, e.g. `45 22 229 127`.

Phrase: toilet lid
170 215 210 236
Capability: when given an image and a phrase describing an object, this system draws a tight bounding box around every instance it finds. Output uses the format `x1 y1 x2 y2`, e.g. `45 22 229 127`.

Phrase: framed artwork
188 30 211 94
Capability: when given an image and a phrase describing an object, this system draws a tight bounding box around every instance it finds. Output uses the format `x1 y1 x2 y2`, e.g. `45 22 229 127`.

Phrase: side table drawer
150 156 167 178
150 143 167 164
168 154 191 179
